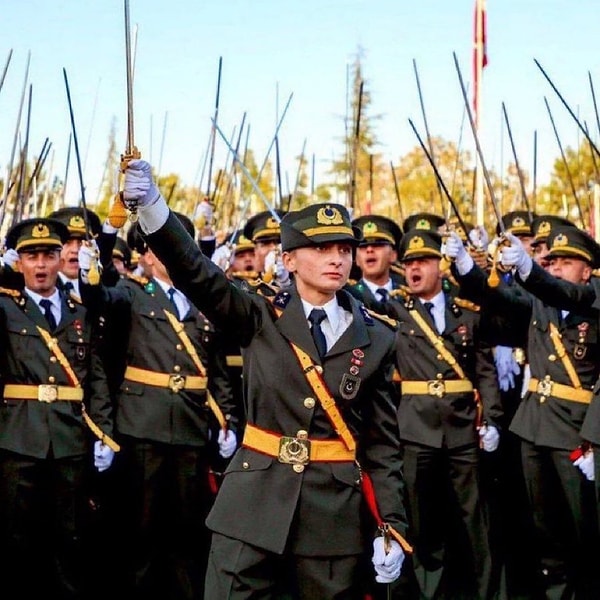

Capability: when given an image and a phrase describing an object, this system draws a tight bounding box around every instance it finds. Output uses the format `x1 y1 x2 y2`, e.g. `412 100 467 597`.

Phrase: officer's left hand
495 345 520 392
500 232 532 278
195 199 214 227
264 247 291 288
217 429 237 459
468 225 489 250
478 425 500 452
372 537 404 583
94 441 115 472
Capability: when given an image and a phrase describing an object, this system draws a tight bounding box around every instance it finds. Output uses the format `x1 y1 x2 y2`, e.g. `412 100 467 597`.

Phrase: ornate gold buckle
278 435 311 465
168 374 186 393
427 380 446 398
536 378 553 397
38 384 58 402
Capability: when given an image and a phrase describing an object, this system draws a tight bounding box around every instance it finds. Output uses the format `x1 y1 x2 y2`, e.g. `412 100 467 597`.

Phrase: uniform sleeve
145 211 261 346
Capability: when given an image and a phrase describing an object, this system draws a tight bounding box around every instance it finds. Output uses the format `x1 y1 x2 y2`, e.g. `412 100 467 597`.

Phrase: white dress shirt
301 296 353 352
26 287 62 327
419 290 446 334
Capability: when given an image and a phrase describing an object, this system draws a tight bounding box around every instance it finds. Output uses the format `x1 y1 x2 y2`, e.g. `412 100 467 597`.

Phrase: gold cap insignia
238 235 251 245
363 221 378 236
537 221 551 236
512 216 526 227
316 206 344 226
409 236 425 250
69 215 85 229
553 233 569 248
32 224 50 238
266 217 280 229
416 219 430 230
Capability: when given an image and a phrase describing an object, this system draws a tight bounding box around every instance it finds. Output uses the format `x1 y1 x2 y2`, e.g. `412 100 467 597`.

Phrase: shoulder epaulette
454 297 480 312
347 278 358 286
0 286 21 298
366 308 398 329
390 286 410 299
592 269 600 278
126 272 149 287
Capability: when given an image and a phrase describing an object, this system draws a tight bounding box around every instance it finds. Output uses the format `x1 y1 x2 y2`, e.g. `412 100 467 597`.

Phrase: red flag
473 0 488 120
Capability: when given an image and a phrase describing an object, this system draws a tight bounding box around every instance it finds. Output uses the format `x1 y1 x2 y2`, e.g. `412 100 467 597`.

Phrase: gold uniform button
410 329 415 335
204 325 210 331
173 365 181 373
304 397 316 409
150 311 155 317
293 464 305 473
50 356 57 363
48 376 56 383
436 354 443 360
436 373 443 380
548 354 556 362
296 430 308 439
242 462 249 469
315 365 323 374
176 344 183 351
540 396 546 404
20 328 27 335
78 338 84 343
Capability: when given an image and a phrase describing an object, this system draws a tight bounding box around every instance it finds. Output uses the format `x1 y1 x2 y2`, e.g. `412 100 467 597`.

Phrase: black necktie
424 301 438 333
376 288 389 302
308 308 328 359
39 298 57 331
63 281 74 293
167 287 180 320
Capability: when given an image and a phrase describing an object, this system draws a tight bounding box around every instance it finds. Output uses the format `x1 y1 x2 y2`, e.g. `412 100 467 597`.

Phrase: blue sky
1 0 599 207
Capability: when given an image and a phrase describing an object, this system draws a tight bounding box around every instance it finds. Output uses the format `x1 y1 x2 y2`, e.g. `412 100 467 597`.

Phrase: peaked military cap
496 210 535 236
530 215 574 246
399 229 443 262
112 237 132 268
229 231 255 255
281 203 361 252
448 215 474 242
546 226 600 268
402 212 445 233
48 206 102 239
244 210 285 243
352 215 402 249
6 217 70 252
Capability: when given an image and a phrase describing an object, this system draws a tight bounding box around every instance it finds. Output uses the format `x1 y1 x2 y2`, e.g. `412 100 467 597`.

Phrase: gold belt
124 366 207 393
242 423 355 465
528 377 592 404
401 379 473 398
3 384 84 403
226 355 243 367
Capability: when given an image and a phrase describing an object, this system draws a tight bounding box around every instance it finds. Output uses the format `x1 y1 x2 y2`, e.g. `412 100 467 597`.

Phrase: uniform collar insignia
273 291 291 308
359 304 374 325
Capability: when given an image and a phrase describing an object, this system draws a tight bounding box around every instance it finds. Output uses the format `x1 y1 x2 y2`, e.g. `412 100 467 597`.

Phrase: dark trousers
0 449 87 599
205 532 364 600
120 437 214 600
520 441 600 599
403 442 493 600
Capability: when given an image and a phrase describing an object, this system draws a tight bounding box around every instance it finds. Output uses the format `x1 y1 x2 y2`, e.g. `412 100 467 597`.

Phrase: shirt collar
362 277 392 296
419 290 445 312
25 287 61 309
153 277 179 296
301 296 341 334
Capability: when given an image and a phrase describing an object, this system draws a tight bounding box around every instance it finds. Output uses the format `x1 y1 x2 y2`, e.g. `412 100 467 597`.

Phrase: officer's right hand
494 345 520 392
444 231 473 275
573 450 595 481
372 537 405 583
211 244 232 271
94 441 115 473
123 159 161 208
217 429 237 459
1 248 19 269
500 232 532 278
78 239 99 272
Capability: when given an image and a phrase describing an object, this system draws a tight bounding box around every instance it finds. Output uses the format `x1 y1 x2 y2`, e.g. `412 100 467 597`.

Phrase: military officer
386 229 502 599
0 217 114 599
529 214 574 269
446 226 600 598
243 209 285 276
122 158 409 599
79 211 238 600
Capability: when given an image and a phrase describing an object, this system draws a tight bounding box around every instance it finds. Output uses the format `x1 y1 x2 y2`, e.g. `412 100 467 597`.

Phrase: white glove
123 159 160 207
94 441 115 473
211 244 232 271
494 345 520 392
478 425 500 452
264 248 291 288
102 219 119 235
500 232 532 279
468 225 489 250
372 537 405 584
78 239 100 272
573 450 595 481
1 248 19 269
444 231 474 275
195 200 214 227
217 429 237 459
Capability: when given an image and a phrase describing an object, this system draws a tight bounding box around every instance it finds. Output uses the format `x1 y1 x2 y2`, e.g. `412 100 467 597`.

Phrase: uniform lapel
54 293 78 334
23 294 52 331
326 291 370 358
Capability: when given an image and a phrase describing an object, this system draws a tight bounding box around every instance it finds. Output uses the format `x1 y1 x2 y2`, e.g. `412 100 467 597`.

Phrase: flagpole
474 0 485 227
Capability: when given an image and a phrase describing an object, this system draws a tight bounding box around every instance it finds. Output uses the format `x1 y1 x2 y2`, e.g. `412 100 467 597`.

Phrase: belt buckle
38 384 58 403
536 378 553 397
278 436 311 465
427 380 446 398
168 374 186 393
